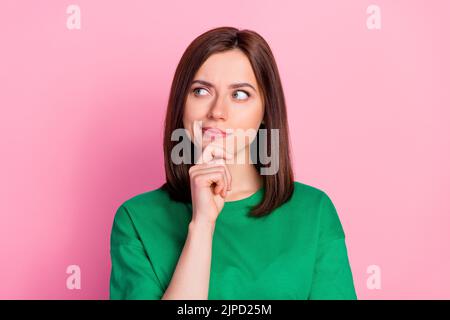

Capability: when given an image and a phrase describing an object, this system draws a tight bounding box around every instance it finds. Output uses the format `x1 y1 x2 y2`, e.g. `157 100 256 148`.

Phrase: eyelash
192 87 251 99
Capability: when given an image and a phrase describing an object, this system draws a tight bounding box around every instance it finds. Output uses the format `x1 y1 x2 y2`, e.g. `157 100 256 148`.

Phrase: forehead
194 49 258 89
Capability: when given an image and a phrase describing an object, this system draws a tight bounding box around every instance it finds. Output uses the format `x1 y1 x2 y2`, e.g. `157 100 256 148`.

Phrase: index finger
196 142 234 164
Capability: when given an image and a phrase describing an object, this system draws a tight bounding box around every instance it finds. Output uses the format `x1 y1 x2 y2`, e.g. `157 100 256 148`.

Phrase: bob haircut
160 26 294 218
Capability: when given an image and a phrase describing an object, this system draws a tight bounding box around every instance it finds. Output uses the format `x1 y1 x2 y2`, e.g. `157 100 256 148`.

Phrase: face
183 48 265 160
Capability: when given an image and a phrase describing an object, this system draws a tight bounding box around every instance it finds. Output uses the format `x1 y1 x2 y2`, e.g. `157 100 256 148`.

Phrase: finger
198 171 227 198
190 165 229 195
198 143 233 164
208 159 232 191
200 144 226 164
189 160 229 177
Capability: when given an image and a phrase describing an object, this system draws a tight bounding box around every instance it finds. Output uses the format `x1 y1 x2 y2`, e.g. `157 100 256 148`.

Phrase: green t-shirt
109 181 357 300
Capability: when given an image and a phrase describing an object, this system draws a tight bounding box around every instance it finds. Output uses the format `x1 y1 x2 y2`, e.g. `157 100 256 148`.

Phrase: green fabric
109 181 357 300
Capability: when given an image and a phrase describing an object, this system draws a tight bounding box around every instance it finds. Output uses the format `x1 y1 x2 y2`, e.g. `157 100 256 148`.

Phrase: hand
189 141 233 226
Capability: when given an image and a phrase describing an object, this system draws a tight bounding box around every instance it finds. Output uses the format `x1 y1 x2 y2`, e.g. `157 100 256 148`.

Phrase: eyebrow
190 79 257 92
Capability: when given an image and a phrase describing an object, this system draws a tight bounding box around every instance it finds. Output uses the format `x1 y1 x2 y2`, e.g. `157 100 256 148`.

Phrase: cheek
184 99 206 121
231 105 263 129
183 101 198 127
183 109 203 145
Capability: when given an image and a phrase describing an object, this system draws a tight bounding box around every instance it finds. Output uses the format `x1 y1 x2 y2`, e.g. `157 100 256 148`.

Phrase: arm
161 219 215 300
109 204 216 300
109 204 164 299
308 192 358 300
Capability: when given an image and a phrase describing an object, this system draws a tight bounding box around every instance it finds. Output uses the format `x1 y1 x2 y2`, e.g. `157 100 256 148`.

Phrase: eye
192 87 209 96
233 90 250 100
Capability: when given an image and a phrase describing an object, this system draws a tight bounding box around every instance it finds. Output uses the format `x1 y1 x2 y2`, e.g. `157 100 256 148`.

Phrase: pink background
1 0 449 299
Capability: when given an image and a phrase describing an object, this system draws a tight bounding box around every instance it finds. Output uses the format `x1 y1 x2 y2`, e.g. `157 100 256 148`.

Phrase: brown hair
160 26 294 217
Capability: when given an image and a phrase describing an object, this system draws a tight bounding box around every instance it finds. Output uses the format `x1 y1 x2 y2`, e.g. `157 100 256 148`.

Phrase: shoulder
112 184 189 232
272 180 336 216
119 185 171 212
291 180 345 239
112 185 173 225
111 185 169 227
292 180 333 206
111 185 191 251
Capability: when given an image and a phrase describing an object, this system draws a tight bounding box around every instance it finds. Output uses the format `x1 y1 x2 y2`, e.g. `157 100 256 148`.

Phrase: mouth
202 127 230 138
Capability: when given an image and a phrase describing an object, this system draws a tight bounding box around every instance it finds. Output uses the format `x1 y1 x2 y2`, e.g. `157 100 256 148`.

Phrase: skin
183 48 265 203
162 48 266 299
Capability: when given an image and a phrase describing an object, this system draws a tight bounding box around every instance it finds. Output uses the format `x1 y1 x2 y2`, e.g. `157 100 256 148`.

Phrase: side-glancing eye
192 87 250 100
192 87 209 96
233 90 250 100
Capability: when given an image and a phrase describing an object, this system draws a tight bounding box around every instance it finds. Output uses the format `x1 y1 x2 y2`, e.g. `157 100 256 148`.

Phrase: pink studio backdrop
1 0 449 299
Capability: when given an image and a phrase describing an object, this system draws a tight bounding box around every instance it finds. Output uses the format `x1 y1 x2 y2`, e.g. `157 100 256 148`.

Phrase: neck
225 147 263 200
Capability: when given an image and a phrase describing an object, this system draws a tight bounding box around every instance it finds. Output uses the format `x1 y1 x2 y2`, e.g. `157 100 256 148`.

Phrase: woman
109 26 357 300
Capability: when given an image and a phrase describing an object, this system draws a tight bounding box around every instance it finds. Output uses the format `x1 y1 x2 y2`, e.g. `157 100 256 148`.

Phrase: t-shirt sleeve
308 192 358 300
109 204 164 300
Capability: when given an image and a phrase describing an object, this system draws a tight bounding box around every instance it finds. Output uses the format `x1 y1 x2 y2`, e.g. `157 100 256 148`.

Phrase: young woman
109 27 357 300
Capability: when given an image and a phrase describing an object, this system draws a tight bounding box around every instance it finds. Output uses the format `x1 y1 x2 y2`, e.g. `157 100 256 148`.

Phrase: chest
207 222 316 299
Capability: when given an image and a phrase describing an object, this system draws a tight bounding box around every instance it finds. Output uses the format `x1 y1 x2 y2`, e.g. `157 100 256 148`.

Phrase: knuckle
192 175 202 186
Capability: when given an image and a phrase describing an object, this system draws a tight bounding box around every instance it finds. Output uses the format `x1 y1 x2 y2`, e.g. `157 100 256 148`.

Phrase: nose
207 95 228 120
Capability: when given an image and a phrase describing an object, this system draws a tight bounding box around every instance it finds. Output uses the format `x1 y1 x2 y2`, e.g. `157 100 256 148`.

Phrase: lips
202 127 229 137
